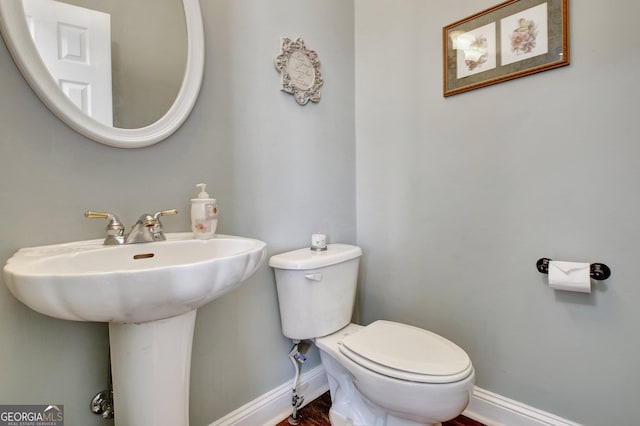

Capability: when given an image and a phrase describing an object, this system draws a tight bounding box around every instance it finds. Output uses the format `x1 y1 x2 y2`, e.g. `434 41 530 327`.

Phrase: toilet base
322 349 446 426
330 408 441 426
316 324 474 426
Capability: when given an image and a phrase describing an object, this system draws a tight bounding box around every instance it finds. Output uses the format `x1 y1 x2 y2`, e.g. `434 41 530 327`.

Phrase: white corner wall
355 1 640 425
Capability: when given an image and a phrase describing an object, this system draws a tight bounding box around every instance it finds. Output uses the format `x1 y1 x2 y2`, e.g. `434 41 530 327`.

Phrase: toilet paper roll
548 261 591 293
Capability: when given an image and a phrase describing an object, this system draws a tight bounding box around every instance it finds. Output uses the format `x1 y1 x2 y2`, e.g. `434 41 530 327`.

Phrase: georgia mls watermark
0 405 63 426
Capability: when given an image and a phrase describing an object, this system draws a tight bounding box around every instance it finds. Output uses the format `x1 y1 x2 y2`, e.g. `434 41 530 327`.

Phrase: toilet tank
269 244 362 340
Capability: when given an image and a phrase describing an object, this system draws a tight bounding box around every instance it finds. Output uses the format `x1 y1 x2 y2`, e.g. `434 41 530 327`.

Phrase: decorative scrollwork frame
274 37 323 105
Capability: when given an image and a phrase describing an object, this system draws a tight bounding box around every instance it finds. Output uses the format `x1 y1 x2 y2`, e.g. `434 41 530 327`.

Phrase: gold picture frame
443 0 569 97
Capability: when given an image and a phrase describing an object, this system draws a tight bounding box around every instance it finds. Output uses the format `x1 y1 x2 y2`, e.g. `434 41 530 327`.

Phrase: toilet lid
339 320 472 383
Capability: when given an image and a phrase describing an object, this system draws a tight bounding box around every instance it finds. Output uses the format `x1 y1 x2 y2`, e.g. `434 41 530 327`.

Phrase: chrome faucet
85 209 178 245
125 210 178 244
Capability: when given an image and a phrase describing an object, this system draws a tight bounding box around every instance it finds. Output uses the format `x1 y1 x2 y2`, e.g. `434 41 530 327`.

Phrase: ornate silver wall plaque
274 37 323 105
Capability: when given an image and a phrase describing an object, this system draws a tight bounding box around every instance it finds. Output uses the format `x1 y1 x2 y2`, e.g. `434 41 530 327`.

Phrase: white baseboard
208 366 581 426
208 364 329 426
464 387 583 426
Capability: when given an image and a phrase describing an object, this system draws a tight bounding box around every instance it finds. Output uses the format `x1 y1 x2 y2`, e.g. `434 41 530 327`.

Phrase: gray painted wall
0 0 354 425
3 0 638 425
356 1 640 425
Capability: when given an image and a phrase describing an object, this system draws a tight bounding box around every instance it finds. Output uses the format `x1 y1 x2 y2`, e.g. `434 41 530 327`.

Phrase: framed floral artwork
443 0 569 97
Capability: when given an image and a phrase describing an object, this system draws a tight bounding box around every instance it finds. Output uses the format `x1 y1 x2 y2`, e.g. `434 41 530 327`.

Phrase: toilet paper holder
536 258 611 280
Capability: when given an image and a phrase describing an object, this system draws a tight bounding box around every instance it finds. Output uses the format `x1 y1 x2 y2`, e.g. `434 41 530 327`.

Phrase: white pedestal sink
3 233 267 426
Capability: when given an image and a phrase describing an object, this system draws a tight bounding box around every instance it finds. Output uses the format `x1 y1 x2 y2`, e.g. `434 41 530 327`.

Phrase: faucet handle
131 209 177 243
85 211 112 220
147 209 178 226
153 209 178 220
135 210 178 227
85 211 125 245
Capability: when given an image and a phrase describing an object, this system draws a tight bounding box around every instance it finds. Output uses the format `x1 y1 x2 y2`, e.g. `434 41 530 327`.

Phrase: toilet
269 244 475 426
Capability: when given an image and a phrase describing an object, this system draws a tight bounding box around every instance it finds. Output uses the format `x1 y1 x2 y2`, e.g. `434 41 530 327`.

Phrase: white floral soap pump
190 183 217 239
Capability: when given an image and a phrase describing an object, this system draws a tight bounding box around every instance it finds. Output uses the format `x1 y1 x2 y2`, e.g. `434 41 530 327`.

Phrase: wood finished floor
275 392 485 426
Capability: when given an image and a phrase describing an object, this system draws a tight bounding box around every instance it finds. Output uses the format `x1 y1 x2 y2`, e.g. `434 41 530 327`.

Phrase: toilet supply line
287 340 310 425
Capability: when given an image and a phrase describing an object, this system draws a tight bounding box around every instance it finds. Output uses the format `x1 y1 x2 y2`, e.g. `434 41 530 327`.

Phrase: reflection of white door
22 0 112 126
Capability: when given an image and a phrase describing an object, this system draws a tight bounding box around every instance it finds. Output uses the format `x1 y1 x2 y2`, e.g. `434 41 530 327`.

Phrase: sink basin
4 233 267 323
4 232 267 425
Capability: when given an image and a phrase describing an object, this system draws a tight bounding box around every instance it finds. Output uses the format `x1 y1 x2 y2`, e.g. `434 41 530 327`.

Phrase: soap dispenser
191 183 217 239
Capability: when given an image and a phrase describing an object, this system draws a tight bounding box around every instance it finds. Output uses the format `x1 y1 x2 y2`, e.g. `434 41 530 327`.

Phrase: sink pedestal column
109 310 197 426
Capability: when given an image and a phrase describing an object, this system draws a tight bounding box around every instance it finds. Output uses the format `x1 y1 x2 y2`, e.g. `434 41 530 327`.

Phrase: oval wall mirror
0 0 204 148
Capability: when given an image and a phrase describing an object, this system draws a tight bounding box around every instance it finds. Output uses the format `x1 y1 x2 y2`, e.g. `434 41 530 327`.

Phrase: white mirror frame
0 0 204 148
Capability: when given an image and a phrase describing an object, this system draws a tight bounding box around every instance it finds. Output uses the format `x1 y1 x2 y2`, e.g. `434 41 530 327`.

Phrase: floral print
464 35 489 71
510 18 538 54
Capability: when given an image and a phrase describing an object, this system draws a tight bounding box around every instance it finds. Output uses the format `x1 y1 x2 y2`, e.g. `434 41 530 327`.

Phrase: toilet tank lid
269 244 362 270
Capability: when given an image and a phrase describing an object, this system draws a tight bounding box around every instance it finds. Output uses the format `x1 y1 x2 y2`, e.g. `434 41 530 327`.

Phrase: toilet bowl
316 322 474 426
269 244 475 426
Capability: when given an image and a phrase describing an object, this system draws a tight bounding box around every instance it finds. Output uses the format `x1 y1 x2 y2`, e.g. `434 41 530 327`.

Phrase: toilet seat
339 320 473 384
